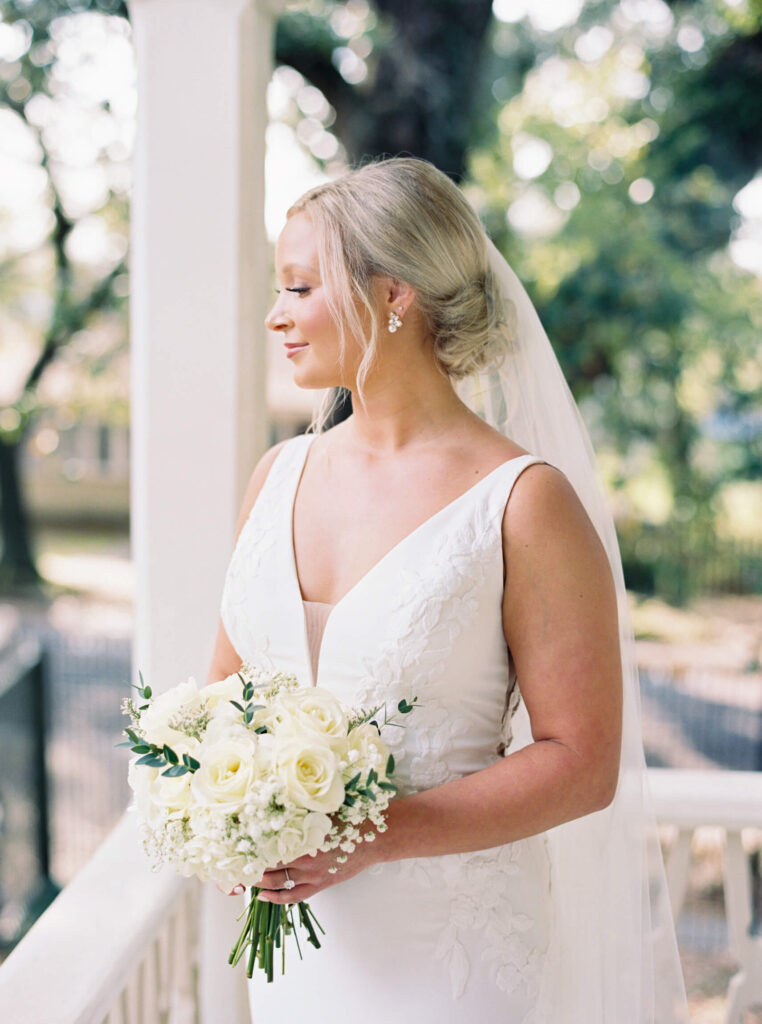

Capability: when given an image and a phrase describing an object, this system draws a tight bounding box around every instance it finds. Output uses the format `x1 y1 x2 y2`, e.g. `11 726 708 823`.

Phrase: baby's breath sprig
120 670 153 726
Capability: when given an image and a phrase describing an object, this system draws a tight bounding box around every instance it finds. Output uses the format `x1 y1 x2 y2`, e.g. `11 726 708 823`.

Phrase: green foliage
468 1 762 539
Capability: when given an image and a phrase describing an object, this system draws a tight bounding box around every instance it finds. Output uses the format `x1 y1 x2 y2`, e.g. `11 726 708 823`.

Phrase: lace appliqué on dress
355 505 548 1004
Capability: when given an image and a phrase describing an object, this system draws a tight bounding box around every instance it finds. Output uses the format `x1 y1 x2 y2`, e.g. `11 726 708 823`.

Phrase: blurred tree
467 0 762 540
1 0 759 597
276 0 500 180
0 0 129 591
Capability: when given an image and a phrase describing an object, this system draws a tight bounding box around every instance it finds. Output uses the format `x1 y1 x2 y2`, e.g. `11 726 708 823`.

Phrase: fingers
215 881 245 896
257 883 315 905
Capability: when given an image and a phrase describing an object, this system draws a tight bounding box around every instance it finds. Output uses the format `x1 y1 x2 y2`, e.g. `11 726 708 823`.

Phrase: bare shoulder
233 439 290 541
501 462 610 582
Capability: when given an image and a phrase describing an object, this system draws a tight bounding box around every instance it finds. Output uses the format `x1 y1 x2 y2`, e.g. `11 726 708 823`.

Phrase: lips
284 342 309 358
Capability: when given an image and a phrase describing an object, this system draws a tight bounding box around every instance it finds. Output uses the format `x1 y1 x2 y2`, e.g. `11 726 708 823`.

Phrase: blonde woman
207 158 687 1023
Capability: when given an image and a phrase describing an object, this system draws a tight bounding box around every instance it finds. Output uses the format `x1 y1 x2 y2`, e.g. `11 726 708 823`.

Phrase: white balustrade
0 813 199 1024
649 767 762 1024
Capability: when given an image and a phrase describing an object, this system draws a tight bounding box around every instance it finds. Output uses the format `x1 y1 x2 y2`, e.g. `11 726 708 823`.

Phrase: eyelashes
274 287 311 295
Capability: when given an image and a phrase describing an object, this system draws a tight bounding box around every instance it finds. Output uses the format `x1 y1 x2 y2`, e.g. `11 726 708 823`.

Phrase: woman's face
266 212 363 390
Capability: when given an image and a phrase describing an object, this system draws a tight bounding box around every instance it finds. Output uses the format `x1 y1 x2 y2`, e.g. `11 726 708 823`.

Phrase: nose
265 297 292 332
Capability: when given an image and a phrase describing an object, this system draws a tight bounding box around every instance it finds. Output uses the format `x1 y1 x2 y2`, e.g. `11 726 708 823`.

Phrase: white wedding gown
220 432 556 1024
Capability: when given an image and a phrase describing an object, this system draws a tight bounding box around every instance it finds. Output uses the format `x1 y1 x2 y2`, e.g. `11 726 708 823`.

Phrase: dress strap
481 453 550 525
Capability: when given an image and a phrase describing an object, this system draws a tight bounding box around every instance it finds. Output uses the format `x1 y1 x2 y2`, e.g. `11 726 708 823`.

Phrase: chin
291 366 343 391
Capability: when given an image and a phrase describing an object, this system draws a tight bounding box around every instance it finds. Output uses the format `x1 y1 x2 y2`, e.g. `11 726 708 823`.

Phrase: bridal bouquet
120 666 415 980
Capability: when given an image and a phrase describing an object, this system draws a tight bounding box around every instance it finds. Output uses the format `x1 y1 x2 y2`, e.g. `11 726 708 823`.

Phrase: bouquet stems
229 888 324 980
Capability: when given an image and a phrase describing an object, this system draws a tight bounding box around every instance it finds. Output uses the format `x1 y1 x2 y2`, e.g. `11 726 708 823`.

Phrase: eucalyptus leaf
135 753 165 767
163 744 179 765
161 764 190 777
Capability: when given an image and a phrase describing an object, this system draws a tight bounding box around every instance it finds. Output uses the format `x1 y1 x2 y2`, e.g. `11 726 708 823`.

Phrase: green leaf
386 753 395 775
345 771 361 790
254 725 269 734
161 764 190 777
244 705 254 724
230 700 244 712
131 744 152 754
135 753 164 767
115 740 133 748
367 768 378 787
182 753 200 771
378 780 397 792
163 744 179 765
397 699 413 714
124 727 141 744
143 685 152 699
343 793 356 806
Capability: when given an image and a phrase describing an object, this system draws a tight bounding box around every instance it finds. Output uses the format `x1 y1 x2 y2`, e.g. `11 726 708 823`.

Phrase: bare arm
204 441 287 686
259 464 623 901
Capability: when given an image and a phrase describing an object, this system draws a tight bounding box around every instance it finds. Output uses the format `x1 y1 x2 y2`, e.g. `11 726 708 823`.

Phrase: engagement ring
283 868 296 891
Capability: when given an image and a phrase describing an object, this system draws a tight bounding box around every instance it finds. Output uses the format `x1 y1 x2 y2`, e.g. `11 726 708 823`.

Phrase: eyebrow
279 262 318 275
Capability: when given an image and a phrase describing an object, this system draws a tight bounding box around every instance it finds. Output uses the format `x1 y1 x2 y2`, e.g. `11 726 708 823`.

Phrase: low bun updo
286 157 512 424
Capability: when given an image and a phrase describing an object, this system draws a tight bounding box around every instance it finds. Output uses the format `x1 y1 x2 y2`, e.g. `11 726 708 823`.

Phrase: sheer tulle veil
455 235 689 1023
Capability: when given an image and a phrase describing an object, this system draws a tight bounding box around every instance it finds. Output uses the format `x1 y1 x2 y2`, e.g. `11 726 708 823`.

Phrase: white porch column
127 1 282 1020
129 0 276 689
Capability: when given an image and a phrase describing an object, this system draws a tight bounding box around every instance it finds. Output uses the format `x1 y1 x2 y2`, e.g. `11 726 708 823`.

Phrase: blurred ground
3 527 762 1021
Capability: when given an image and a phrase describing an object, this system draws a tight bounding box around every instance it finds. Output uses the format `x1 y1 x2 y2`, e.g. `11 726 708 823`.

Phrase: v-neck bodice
220 432 545 793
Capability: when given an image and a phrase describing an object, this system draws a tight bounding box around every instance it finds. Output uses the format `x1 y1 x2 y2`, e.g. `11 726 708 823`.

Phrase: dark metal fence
619 524 762 605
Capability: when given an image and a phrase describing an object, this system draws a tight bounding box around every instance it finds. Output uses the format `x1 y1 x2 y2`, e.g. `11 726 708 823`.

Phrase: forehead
276 212 319 274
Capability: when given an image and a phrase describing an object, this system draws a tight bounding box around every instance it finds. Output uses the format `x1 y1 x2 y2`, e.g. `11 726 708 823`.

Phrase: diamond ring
283 868 296 891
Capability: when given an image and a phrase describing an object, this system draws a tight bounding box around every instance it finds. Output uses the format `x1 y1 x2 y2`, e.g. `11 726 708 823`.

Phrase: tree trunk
0 433 41 592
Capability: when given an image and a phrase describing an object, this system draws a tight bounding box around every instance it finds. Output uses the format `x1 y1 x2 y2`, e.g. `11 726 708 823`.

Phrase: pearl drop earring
388 310 403 333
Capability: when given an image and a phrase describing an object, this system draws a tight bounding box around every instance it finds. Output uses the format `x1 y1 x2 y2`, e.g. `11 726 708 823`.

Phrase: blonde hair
286 157 510 432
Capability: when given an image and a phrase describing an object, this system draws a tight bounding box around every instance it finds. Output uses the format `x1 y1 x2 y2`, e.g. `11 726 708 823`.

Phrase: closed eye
274 287 311 295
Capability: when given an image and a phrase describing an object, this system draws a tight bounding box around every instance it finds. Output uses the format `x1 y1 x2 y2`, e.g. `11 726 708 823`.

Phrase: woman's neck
341 364 472 455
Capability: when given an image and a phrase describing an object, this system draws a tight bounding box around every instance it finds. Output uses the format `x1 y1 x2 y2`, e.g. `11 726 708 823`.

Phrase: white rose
259 810 332 866
190 733 266 812
346 723 390 775
203 674 245 711
277 689 349 749
274 735 344 813
140 678 203 747
149 738 200 818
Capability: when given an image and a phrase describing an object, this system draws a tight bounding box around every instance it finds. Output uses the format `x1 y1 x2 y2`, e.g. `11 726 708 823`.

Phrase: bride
206 157 688 1023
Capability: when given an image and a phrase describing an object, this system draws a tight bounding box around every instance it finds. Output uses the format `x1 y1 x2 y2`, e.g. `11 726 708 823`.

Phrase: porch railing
0 770 760 1024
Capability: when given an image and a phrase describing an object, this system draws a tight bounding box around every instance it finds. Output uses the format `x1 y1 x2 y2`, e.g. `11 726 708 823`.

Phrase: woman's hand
255 835 383 905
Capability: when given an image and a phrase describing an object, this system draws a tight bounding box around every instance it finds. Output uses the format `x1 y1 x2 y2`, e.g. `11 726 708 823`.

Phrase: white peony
274 735 345 813
190 732 266 812
140 677 204 747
